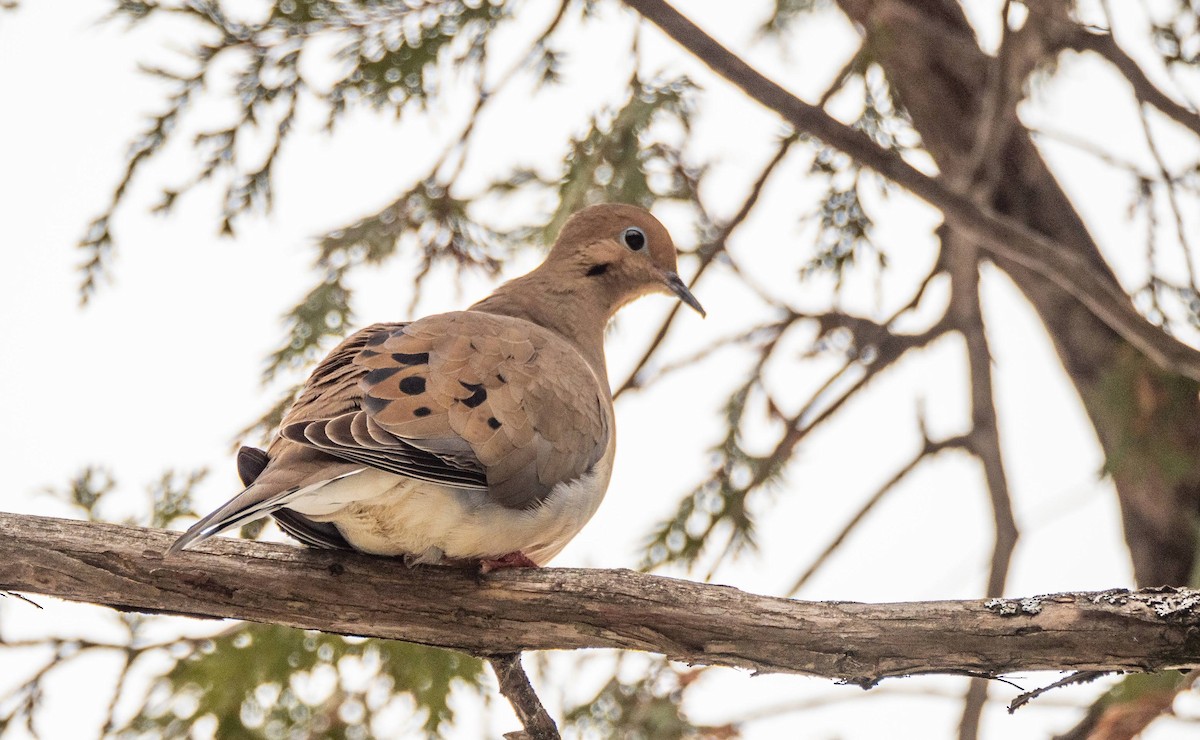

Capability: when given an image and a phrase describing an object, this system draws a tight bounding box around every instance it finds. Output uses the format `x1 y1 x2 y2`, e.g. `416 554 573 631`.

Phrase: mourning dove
169 204 704 568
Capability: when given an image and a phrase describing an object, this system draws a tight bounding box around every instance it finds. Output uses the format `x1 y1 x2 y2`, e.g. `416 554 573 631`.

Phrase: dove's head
553 203 705 318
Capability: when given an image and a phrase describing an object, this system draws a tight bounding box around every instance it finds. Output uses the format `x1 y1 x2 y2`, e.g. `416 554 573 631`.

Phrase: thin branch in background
785 429 970 596
486 653 560 740
1134 171 1169 325
720 244 802 310
640 306 930 576
1051 669 1200 739
1098 0 1200 303
1 591 42 609
99 647 135 736
749 307 953 494
615 131 799 398
630 316 803 391
897 258 947 317
1137 102 1200 293
958 679 990 740
1009 670 1110 713
2 650 61 734
700 526 744 583
1030 126 1152 177
733 681 1093 725
816 45 868 110
0 621 248 734
931 1 1036 726
433 0 573 188
1069 24 1200 139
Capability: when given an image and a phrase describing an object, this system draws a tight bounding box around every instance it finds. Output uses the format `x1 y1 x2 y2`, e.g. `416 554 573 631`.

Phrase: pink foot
479 551 540 573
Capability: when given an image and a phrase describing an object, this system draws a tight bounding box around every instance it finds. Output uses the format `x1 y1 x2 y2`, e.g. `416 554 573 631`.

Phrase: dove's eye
622 227 646 251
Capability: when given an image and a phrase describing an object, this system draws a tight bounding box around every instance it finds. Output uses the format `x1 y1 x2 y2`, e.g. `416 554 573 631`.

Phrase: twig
1 591 42 609
1099 0 1200 297
785 431 969 596
750 310 952 493
1029 127 1151 177
1008 670 1110 713
434 0 572 185
735 682 1089 724
1137 99 1200 294
100 649 135 736
1068 26 1200 139
615 132 799 397
629 316 801 391
486 653 560 740
815 46 867 109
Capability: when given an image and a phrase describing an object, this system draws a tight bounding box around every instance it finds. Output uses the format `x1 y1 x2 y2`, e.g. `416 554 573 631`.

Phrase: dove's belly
293 460 612 565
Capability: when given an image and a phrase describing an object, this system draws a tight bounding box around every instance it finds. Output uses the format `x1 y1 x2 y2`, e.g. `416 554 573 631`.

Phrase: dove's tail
166 445 362 555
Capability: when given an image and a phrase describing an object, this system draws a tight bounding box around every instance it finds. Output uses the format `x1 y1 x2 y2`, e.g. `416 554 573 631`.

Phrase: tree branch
1068 27 1200 140
5 513 1200 685
945 231 1019 602
785 431 969 597
486 653 560 740
945 227 1020 740
620 0 1200 382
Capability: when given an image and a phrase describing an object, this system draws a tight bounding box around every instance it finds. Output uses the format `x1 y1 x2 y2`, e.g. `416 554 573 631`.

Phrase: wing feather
282 312 610 509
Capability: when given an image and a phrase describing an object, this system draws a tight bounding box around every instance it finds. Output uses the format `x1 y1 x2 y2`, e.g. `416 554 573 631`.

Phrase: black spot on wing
365 330 391 346
459 381 487 408
488 417 501 429
400 376 427 395
414 407 432 417
364 367 401 385
392 352 430 365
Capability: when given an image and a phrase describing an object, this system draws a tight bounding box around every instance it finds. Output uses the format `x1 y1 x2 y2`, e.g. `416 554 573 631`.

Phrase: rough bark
4 513 1200 683
831 0 1200 588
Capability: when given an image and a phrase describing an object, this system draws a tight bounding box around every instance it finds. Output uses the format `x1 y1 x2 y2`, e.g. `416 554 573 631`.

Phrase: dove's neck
470 267 613 384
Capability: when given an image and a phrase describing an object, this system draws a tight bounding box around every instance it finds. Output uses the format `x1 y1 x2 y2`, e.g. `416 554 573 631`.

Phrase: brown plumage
169 203 704 566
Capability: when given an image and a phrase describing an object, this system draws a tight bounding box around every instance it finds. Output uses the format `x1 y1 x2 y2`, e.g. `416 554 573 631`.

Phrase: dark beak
663 271 706 317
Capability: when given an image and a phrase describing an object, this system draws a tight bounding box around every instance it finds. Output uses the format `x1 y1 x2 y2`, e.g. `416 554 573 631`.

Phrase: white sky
2 0 1200 737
